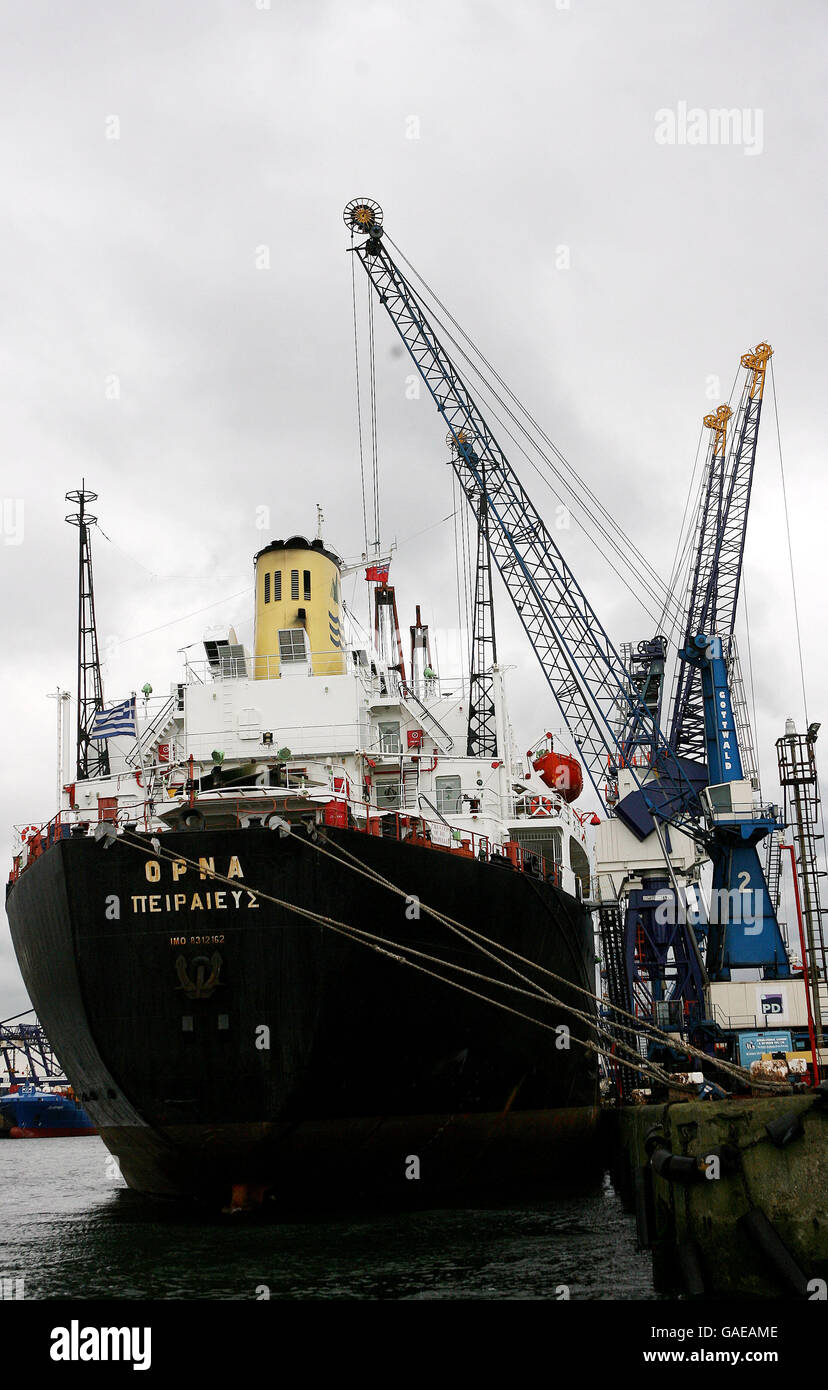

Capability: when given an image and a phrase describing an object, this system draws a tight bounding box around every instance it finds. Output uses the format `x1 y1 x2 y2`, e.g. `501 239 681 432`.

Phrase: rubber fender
738 1207 810 1298
676 1238 707 1298
765 1110 805 1148
651 1147 704 1185
643 1125 668 1159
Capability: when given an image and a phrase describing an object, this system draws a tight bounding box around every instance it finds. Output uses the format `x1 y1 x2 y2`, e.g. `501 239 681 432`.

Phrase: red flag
365 564 390 583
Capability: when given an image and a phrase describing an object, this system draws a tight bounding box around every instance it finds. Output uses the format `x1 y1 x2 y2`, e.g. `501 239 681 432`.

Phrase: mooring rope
118 828 671 1084
116 826 789 1095
296 829 786 1092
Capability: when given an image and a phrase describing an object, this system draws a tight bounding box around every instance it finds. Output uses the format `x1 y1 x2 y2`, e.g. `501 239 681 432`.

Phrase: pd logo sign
760 993 783 1016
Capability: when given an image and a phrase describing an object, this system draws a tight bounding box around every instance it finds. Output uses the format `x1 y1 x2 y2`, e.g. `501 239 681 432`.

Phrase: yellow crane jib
703 403 732 457
740 341 773 400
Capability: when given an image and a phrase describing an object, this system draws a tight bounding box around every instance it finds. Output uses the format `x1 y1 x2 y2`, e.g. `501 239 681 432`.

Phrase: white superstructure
31 537 594 901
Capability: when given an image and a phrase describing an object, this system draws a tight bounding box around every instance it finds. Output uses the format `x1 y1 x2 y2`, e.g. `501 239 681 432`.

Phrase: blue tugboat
0 1082 96 1138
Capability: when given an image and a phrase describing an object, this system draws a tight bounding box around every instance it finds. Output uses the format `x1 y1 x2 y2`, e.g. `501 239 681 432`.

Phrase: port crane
0 1015 62 1081
344 199 791 1081
610 345 781 1054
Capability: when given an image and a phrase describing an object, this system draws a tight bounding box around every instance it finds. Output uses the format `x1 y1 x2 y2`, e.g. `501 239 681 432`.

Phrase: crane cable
385 233 673 590
366 279 381 555
459 469 473 647
771 357 828 975
659 361 744 639
657 423 708 636
414 294 686 634
385 233 690 634
117 827 786 1094
659 361 745 725
742 580 763 792
770 359 808 728
302 827 788 1093
349 233 370 558
117 828 679 1089
451 472 469 686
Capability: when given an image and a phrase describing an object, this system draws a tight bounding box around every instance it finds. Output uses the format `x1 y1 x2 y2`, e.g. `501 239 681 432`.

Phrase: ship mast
65 484 109 780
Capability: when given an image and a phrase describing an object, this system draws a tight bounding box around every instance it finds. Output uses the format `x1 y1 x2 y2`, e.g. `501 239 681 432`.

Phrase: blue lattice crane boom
669 344 772 762
343 198 699 821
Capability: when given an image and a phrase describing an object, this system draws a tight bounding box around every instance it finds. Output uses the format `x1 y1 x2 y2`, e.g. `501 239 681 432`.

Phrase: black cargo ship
7 817 598 1203
6 456 603 1207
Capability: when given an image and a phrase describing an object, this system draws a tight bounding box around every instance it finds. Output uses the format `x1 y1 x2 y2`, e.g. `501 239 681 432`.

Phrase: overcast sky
2 0 827 1017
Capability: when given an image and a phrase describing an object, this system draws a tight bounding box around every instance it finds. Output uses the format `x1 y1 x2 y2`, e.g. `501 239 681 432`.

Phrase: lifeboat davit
532 750 583 803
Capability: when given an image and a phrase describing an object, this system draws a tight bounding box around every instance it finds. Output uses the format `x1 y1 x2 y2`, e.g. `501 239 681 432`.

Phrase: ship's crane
343 199 699 826
448 429 499 758
344 199 792 1077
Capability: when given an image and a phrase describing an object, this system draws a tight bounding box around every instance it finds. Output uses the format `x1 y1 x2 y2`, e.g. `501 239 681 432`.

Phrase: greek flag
90 695 137 740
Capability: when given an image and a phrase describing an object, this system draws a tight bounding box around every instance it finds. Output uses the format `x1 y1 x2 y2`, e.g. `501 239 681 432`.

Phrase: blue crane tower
343 199 792 1084
682 633 788 979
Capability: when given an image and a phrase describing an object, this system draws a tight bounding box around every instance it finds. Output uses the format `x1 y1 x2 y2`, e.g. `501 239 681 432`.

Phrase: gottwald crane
610 344 780 1054
344 199 791 1075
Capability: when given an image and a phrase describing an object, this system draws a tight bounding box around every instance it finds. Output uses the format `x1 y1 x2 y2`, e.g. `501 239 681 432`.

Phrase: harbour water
0 1136 658 1301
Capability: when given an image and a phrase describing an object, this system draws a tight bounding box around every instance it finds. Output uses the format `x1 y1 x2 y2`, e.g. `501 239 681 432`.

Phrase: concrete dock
609 1092 828 1297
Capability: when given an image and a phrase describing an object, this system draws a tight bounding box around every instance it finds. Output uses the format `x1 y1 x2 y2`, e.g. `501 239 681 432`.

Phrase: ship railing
399 686 455 751
512 791 567 818
332 803 560 887
365 674 465 705
175 652 474 702
8 791 563 892
9 812 74 878
182 651 352 683
123 695 177 768
709 1004 785 1033
10 796 164 878
406 675 469 702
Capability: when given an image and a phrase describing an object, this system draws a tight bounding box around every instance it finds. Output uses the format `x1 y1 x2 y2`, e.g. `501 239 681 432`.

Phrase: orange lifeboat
532 750 583 803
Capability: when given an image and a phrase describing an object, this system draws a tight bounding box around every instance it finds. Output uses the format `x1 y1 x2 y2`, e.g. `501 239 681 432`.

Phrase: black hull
6 826 599 1203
